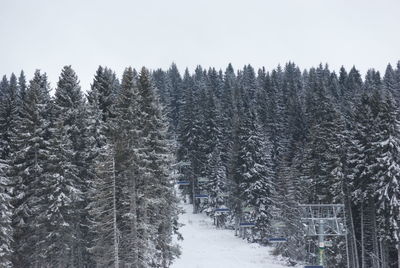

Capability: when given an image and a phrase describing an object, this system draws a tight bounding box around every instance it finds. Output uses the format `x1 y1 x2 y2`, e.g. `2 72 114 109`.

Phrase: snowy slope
172 202 294 268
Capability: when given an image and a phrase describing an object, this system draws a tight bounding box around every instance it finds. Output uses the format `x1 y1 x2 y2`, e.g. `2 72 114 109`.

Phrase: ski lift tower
299 203 347 268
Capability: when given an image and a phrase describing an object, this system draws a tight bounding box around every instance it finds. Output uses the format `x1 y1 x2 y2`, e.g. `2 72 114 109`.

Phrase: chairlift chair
214 207 230 213
243 206 255 213
197 177 209 184
239 222 256 228
268 237 288 243
176 180 190 186
194 194 208 199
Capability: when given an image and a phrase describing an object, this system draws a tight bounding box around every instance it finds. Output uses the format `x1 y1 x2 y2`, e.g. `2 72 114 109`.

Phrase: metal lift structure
299 203 347 268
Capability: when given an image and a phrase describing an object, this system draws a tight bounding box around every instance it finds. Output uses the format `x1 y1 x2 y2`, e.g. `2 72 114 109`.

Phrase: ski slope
172 202 293 268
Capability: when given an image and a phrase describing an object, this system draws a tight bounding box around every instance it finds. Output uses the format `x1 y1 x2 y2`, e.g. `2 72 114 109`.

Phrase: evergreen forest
1 62 400 268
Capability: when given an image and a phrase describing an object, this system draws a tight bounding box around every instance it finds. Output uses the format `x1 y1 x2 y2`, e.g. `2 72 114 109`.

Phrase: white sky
1 0 400 90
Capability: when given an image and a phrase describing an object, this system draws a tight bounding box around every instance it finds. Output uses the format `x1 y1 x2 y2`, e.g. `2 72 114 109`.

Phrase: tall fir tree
52 65 93 267
137 67 180 267
111 66 141 267
11 70 52 267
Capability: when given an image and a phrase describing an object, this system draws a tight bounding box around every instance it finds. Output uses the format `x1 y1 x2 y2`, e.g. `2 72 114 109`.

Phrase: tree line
154 62 400 268
1 61 400 268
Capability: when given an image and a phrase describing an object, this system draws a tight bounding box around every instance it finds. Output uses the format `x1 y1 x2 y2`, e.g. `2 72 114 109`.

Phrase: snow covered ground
172 202 294 268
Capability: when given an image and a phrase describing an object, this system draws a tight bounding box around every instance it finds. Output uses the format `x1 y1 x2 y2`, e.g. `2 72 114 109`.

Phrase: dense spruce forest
0 66 180 268
1 61 400 268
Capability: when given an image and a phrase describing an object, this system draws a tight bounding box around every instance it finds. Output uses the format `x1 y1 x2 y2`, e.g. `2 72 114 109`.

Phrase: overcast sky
1 0 400 90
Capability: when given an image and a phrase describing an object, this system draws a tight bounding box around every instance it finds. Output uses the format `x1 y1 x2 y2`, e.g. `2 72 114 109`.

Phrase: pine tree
137 67 180 267
50 65 93 266
111 66 141 267
86 67 120 265
11 70 52 267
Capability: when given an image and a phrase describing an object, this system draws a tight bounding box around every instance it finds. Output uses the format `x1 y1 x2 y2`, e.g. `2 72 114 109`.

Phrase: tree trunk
130 170 138 268
361 201 365 268
112 156 119 268
370 200 380 268
343 177 359 268
380 239 387 268
398 245 400 268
